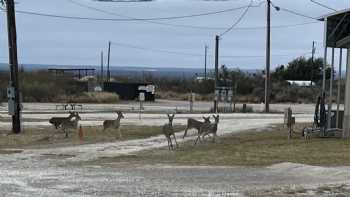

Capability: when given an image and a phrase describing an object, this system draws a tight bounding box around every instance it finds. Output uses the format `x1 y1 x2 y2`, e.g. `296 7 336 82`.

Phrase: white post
343 49 350 138
336 48 343 128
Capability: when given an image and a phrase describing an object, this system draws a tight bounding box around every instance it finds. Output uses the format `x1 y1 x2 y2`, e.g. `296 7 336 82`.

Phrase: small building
287 80 314 87
103 82 155 101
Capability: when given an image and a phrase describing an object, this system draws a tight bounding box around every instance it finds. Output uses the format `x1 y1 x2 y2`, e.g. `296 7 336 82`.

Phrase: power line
219 0 253 36
66 0 321 30
310 0 337 11
270 2 318 20
110 40 311 58
0 5 251 21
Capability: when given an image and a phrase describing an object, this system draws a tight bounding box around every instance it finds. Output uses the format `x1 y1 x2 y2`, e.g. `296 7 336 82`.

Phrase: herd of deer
49 111 124 138
48 111 220 151
163 113 220 150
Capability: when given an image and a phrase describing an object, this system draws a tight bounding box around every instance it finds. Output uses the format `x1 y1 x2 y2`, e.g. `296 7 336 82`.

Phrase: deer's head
74 112 81 120
68 111 75 118
167 114 175 124
202 116 211 123
212 114 220 124
117 111 124 119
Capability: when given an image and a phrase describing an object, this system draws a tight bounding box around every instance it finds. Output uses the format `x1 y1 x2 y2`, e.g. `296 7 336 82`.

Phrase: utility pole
204 45 208 80
5 0 21 134
214 35 219 113
100 51 104 86
264 0 271 113
107 41 111 82
311 41 316 84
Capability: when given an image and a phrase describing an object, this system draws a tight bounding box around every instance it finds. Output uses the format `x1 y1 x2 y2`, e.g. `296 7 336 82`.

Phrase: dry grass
59 92 120 103
0 124 185 150
94 123 350 167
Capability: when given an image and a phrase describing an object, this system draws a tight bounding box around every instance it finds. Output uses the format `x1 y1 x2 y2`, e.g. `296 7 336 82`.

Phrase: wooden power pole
265 0 271 113
204 45 208 80
107 41 111 82
5 0 21 133
100 51 104 86
214 35 219 113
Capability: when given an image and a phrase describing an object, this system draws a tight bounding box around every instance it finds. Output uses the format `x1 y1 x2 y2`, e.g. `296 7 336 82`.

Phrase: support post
100 51 104 86
327 48 335 129
204 45 208 80
6 0 21 134
214 35 219 113
265 0 271 113
343 49 350 138
336 48 342 128
311 41 316 83
107 41 111 82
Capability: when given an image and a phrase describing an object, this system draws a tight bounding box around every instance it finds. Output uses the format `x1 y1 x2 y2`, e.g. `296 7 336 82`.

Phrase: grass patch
93 123 350 167
0 125 185 150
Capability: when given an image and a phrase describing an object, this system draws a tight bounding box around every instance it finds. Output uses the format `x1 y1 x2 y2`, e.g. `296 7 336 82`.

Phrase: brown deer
61 112 81 138
103 111 124 139
195 115 220 145
162 114 178 150
49 112 75 129
183 116 211 139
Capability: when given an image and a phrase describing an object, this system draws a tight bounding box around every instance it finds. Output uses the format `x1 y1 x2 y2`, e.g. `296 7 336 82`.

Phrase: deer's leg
169 136 174 150
172 133 178 148
183 127 189 139
167 138 171 150
64 129 68 138
118 128 122 139
194 134 201 145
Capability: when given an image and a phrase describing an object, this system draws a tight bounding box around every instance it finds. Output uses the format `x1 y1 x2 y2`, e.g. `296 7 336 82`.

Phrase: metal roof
318 8 350 48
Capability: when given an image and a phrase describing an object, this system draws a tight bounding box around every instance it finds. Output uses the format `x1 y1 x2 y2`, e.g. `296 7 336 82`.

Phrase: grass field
0 124 186 149
92 123 350 167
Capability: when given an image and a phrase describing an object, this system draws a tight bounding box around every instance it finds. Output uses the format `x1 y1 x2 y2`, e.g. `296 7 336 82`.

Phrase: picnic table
55 103 83 111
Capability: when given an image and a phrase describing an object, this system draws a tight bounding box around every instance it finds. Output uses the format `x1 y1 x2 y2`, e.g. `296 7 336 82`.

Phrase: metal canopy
318 8 350 48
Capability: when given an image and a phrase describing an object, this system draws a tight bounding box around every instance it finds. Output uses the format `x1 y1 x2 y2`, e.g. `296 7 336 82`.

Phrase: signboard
139 92 145 101
215 87 233 103
138 85 155 94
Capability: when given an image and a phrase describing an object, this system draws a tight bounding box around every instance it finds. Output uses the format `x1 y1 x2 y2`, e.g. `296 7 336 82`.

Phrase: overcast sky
0 0 350 70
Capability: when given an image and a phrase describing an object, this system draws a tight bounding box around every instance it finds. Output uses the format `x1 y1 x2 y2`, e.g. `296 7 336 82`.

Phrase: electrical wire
310 0 337 11
270 2 318 20
110 40 311 59
67 0 320 30
0 5 251 21
219 0 253 36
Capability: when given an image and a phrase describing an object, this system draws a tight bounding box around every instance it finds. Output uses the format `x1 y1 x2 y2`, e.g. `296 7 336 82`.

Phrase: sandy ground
1 101 349 196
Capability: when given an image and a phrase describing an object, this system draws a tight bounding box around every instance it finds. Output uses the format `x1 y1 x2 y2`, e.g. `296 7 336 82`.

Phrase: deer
183 116 211 139
61 112 81 138
162 114 178 150
194 114 220 145
103 111 124 139
49 112 75 129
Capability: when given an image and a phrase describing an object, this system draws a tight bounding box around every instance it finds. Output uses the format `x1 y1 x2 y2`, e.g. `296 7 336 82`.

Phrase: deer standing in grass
49 112 75 129
183 116 211 139
103 111 124 139
163 114 178 150
195 115 220 145
61 112 81 138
